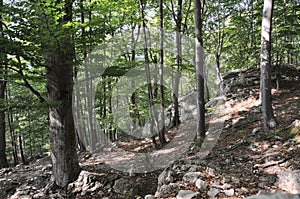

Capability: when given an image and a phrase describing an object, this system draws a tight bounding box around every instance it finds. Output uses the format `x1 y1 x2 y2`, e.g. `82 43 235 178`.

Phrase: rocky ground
0 65 299 199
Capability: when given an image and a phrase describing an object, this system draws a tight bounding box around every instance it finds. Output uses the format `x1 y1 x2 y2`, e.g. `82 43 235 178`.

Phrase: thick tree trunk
260 0 276 131
194 0 206 145
44 0 80 188
0 0 9 168
46 48 81 187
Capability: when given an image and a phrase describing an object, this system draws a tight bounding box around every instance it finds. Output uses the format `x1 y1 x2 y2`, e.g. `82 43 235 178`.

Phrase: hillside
0 65 299 199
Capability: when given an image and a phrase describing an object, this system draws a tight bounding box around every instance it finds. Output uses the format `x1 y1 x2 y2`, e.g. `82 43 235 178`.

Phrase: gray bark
171 0 183 128
44 0 80 188
194 0 206 145
260 0 276 131
159 0 167 145
139 0 158 147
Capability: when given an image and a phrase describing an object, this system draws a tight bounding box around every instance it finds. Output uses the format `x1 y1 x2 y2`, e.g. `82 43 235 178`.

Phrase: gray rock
70 171 104 194
144 194 154 199
183 172 203 184
155 183 181 198
252 127 261 136
245 191 300 199
223 188 235 197
207 188 219 199
212 182 232 190
206 167 216 177
231 176 240 184
176 190 199 199
157 166 173 190
113 178 134 196
195 179 208 190
33 191 45 199
277 170 300 194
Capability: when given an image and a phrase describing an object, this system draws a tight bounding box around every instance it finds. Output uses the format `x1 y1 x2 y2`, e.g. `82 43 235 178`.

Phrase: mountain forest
0 0 300 198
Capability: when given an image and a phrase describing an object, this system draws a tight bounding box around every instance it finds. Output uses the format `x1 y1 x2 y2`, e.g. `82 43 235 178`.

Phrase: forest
0 0 300 198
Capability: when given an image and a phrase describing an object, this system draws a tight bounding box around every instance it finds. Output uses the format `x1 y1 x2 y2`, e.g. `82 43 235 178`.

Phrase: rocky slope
0 65 299 199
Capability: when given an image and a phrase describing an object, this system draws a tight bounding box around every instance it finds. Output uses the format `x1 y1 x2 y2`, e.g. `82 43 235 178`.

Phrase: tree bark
171 0 183 128
0 0 9 168
194 0 206 145
139 0 158 147
44 0 80 188
159 0 167 145
260 0 276 131
0 85 8 168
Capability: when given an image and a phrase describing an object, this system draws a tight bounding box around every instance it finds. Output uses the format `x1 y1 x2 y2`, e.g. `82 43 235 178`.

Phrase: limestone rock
195 179 208 190
144 194 154 199
113 178 134 196
155 183 181 198
245 192 300 199
183 172 203 184
223 188 235 197
207 188 219 199
277 170 300 194
176 190 200 199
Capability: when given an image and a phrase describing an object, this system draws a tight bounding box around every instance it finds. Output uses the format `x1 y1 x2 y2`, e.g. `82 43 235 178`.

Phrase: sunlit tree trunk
139 0 158 147
260 0 277 131
171 0 182 128
194 0 206 145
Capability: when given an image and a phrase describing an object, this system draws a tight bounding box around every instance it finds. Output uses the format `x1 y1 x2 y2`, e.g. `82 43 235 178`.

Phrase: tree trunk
0 0 9 168
260 0 277 131
7 112 18 165
159 0 167 145
171 0 183 128
44 0 80 188
19 135 26 164
139 0 158 147
0 85 8 168
194 0 206 145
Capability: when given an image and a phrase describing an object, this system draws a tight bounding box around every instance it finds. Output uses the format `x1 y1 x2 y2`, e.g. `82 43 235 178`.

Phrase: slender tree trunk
260 0 277 131
139 0 158 147
44 0 80 188
171 0 183 128
7 111 18 165
18 135 26 164
159 0 167 145
0 85 8 168
194 0 206 145
108 79 114 141
0 0 8 168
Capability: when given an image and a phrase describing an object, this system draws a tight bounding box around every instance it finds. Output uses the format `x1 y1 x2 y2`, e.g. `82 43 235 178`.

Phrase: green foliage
1 0 299 164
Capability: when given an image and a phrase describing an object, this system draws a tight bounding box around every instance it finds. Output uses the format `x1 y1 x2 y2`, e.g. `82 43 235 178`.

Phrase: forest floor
0 65 299 199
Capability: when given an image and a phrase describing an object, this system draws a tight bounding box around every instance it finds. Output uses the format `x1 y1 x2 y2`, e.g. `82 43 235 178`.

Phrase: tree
0 0 9 169
159 0 167 145
139 0 159 147
41 0 80 188
260 0 276 131
194 0 206 145
169 0 182 128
